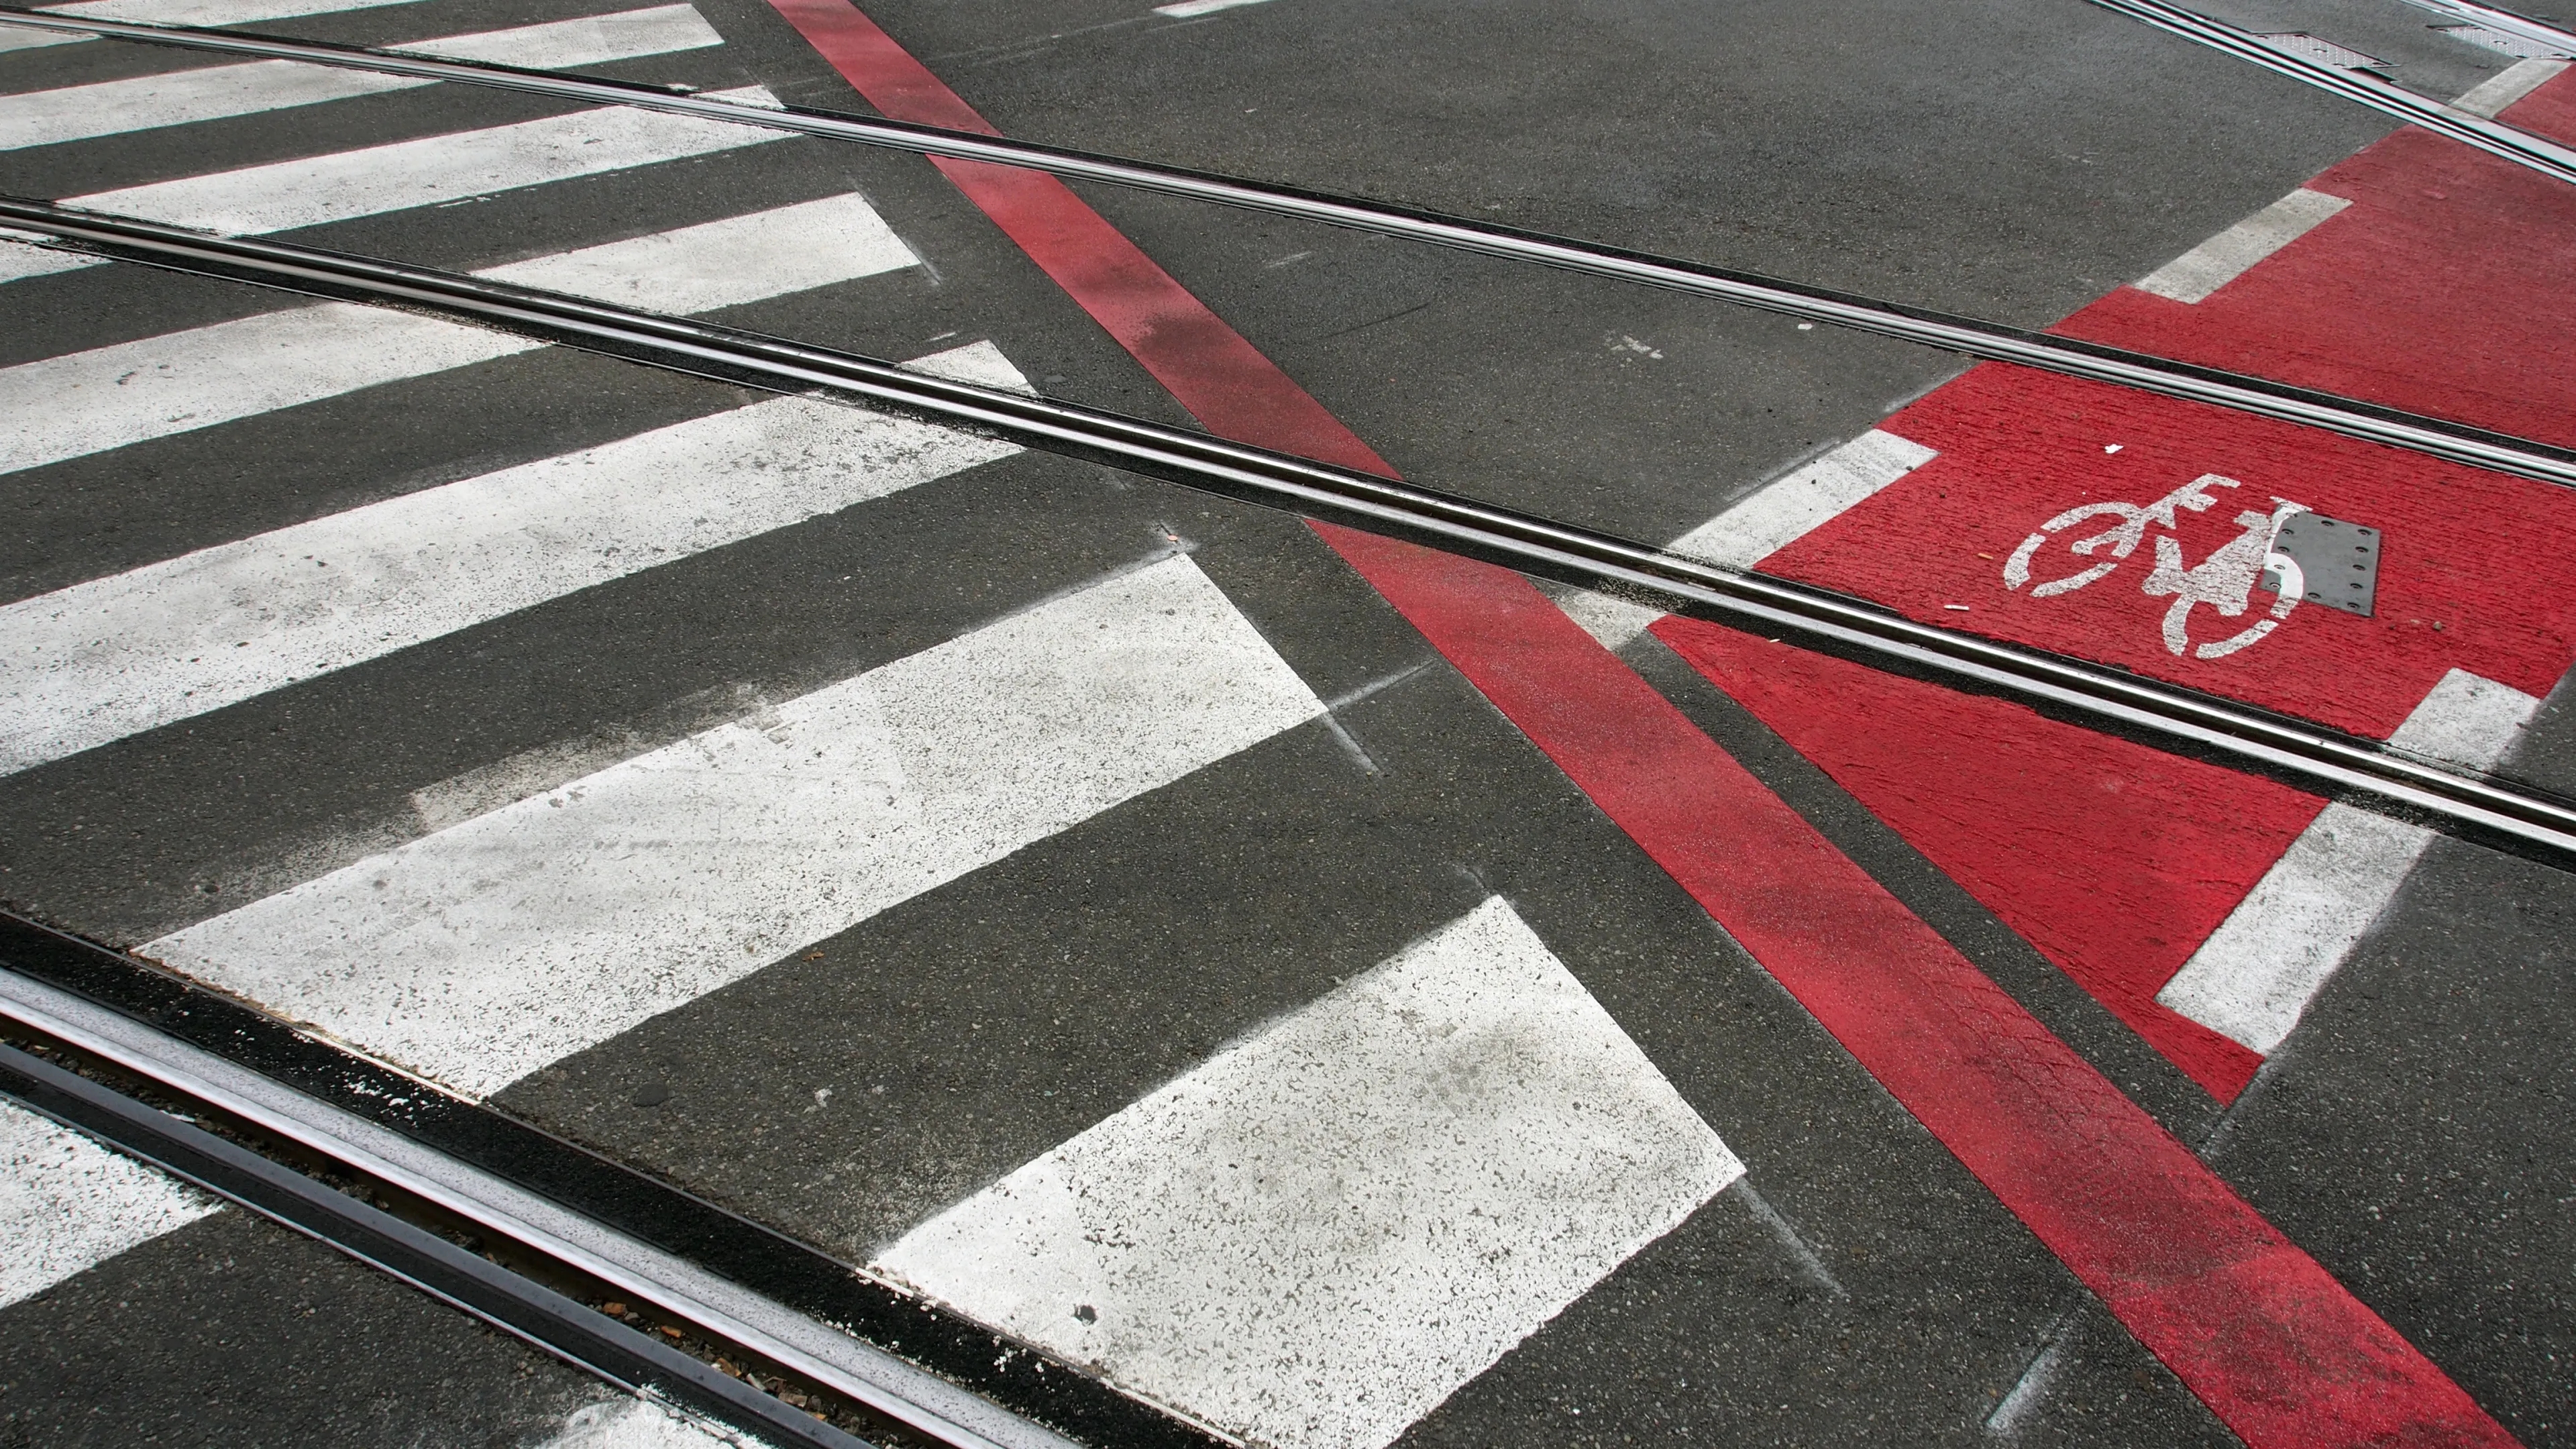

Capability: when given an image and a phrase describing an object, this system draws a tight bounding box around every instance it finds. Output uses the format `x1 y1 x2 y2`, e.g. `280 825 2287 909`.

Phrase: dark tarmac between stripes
2 0 2572 1444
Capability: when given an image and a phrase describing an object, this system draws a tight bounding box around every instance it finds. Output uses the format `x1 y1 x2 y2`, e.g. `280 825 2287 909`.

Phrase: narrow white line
1152 0 1275 16
877 898 1741 1449
1548 429 1937 651
60 83 785 237
39 0 423 21
1984 1308 2082 1438
2450 56 2570 117
0 341 1011 775
2134 189 2352 305
0 191 916 478
143 555 1326 1099
2157 668 2541 1053
0 6 724 152
0 1095 221 1309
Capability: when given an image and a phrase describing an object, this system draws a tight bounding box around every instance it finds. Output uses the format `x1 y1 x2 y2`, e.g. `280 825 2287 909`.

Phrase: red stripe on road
759 5 2517 1442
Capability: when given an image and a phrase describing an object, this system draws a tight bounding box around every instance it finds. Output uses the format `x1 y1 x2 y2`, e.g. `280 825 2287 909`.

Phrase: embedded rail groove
2084 0 2576 188
4 6 2575 492
0 1036 882 1449
9 197 2571 869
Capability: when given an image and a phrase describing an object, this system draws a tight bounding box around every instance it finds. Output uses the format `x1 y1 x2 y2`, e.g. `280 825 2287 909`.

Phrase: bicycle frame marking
2002 474 2309 661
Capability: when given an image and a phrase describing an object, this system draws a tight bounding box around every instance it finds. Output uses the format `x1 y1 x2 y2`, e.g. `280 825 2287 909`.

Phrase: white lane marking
0 192 916 477
0 6 724 151
2157 668 2542 1053
1152 0 1275 16
0 23 89 52
0 342 1014 774
396 3 720 66
2451 56 2570 116
1 307 541 473
2133 189 2352 305
2 0 428 52
0 1097 221 1309
1548 429 1937 650
38 0 423 23
480 191 914 314
144 555 1326 1099
59 84 784 238
1 83 790 286
877 897 1741 1449
539 1395 763 1448
0 227 101 280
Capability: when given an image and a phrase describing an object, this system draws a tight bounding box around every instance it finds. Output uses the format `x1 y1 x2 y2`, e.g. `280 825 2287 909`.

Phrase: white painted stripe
1670 429 1938 569
877 897 1740 1449
398 3 721 67
2451 56 2570 117
0 1096 221 1309
0 307 541 476
40 0 423 23
0 342 1014 774
0 227 100 282
480 191 914 313
144 555 1326 1098
1546 429 1937 650
1153 0 1276 15
539 1395 753 1448
64 84 784 237
2134 189 2353 305
0 193 916 477
0 7 724 152
2157 669 2542 1053
5 0 433 51
0 22 90 52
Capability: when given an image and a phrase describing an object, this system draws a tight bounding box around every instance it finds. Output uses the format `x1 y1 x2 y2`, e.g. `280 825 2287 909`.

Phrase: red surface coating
762 3 2520 1439
1664 70 2576 1102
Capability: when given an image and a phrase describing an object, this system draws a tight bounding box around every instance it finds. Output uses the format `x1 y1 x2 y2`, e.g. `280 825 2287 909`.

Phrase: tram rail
9 193 2575 871
4 3 2575 492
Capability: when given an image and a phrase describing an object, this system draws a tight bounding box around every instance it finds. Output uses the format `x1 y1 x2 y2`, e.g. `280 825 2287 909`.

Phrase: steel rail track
9 197 2572 869
0 943 1122 1449
2082 0 2576 186
3 7 2575 493
0 1038 881 1449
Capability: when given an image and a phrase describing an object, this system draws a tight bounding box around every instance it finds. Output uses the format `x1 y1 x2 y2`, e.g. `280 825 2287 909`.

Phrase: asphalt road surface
1 0 2571 1444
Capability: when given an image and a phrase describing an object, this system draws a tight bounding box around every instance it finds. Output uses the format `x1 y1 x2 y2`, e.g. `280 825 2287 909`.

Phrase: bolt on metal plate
2262 511 2380 616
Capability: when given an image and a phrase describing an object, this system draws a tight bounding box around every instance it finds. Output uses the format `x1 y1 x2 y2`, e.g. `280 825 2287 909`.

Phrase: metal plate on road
2264 510 2381 616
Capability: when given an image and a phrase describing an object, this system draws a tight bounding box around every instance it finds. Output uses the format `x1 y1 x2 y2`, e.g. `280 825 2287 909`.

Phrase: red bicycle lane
1660 64 2576 1104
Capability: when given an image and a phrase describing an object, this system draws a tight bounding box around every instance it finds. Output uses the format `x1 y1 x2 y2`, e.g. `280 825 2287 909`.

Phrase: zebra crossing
0 8 1911 1448
3 3 2561 1446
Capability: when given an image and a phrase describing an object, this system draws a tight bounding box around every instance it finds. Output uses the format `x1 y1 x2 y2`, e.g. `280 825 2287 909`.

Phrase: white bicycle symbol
2001 474 2308 661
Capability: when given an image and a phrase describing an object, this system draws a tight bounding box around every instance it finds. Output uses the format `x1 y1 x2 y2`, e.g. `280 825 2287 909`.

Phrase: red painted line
757 4 2518 1442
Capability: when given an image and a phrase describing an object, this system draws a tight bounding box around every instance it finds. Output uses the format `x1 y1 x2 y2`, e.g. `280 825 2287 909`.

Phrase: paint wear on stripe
0 5 724 151
0 1095 219 1308
880 898 1739 1449
0 343 1014 774
0 192 916 478
769 4 2520 1441
144 555 1326 1099
58 85 786 240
